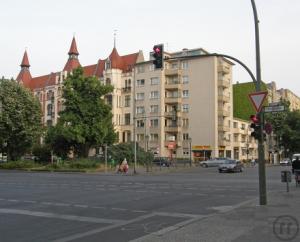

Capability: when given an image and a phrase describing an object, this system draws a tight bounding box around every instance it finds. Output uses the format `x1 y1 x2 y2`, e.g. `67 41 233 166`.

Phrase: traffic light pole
251 0 267 205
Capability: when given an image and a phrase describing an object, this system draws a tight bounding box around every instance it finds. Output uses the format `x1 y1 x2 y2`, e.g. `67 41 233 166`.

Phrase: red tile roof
63 58 81 72
16 69 32 87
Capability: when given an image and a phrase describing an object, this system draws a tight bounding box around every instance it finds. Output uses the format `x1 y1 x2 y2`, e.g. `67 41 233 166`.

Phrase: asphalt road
0 166 290 242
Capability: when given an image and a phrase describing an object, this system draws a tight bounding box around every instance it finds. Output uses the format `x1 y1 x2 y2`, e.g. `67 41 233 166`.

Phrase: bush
0 160 38 169
32 144 51 163
67 159 99 169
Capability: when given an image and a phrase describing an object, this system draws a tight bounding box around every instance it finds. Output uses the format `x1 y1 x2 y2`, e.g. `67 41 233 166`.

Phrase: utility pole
251 0 267 205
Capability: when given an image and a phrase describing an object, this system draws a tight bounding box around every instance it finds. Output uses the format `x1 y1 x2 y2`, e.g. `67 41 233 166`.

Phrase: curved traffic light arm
165 53 257 84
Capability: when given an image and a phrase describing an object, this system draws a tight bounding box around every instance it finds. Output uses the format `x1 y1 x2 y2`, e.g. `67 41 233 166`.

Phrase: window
233 122 238 128
150 133 159 141
137 134 145 141
136 106 145 114
182 90 189 98
150 77 159 85
124 95 131 107
182 75 189 84
241 124 245 130
150 91 159 99
183 133 190 140
171 63 178 69
47 104 52 116
124 113 130 125
181 61 188 69
150 119 159 127
137 65 145 73
182 104 189 112
150 105 159 113
47 90 54 101
137 120 145 127
182 118 189 127
136 93 145 101
106 78 111 85
149 64 155 71
234 134 238 142
136 79 145 86
125 79 131 88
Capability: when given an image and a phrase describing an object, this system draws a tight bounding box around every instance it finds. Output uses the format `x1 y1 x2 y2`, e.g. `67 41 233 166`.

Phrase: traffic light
250 114 261 140
152 44 164 69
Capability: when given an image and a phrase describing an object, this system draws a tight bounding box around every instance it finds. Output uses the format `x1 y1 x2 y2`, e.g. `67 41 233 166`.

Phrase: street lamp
188 137 192 167
145 134 149 172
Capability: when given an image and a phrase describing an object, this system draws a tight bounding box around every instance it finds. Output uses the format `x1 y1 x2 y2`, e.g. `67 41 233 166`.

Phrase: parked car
200 158 229 168
152 157 171 167
279 158 291 166
218 159 243 173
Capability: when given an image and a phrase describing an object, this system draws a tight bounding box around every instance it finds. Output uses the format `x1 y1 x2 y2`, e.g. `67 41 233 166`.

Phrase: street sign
248 91 268 112
264 105 285 113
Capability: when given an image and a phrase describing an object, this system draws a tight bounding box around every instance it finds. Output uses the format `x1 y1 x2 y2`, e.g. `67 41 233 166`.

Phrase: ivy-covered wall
233 82 268 121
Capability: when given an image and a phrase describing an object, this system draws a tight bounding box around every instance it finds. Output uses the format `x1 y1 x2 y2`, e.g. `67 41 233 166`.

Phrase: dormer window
105 59 111 70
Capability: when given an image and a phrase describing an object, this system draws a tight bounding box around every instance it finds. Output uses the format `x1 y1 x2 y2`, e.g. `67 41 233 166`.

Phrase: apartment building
133 48 235 160
232 118 258 160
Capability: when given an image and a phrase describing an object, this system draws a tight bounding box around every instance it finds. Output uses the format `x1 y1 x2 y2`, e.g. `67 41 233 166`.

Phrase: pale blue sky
1 0 300 95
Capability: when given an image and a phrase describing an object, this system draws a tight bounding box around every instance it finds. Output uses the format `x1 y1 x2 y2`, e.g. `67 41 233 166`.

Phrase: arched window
105 59 111 70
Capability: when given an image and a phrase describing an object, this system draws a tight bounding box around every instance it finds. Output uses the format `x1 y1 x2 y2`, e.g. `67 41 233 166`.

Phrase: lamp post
189 137 192 167
146 134 149 172
251 0 267 205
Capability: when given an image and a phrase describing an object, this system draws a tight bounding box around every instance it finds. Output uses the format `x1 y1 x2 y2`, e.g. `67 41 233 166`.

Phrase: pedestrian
251 158 256 167
292 157 300 174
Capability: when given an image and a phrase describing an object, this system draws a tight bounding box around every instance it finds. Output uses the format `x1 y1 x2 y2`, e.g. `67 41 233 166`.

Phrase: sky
1 0 300 96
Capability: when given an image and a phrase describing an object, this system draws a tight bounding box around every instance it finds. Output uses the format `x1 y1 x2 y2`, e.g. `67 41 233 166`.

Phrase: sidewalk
133 186 300 242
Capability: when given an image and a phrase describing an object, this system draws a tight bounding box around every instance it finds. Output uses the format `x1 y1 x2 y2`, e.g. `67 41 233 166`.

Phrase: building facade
16 37 259 161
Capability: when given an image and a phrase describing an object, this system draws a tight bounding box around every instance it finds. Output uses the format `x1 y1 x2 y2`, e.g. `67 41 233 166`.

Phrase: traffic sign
248 91 268 112
264 105 285 113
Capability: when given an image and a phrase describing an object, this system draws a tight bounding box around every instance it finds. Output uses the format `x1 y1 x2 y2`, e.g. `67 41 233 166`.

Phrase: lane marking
0 208 124 224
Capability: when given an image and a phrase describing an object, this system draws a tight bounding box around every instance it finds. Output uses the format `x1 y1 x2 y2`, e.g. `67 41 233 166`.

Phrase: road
0 166 289 242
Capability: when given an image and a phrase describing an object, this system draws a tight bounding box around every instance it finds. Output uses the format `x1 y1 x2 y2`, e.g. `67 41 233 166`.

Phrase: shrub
32 144 51 163
0 160 37 169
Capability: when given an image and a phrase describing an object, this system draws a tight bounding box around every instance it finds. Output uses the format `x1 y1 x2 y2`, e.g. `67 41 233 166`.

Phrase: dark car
218 159 243 173
152 157 171 167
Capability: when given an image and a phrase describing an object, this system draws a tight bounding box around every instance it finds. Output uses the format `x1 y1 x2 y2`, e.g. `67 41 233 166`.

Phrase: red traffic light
250 114 259 123
154 47 161 53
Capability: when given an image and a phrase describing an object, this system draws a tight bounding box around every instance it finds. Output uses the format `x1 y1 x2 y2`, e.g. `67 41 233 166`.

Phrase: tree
46 67 116 158
108 142 154 165
0 78 42 160
265 100 300 155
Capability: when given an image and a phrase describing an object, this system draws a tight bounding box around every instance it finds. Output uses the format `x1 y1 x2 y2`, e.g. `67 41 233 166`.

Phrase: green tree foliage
46 67 116 158
108 142 154 165
0 78 42 160
265 100 300 154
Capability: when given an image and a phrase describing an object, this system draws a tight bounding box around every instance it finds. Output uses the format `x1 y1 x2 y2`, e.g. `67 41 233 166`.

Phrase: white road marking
0 208 124 224
73 204 88 208
23 200 37 203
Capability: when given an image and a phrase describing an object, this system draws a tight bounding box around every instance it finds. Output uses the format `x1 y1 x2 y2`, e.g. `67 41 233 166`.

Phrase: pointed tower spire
17 50 32 88
68 36 79 55
21 50 30 68
63 36 81 72
113 29 117 48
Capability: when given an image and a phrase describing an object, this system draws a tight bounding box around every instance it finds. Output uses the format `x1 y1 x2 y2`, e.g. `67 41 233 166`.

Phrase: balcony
218 109 230 117
218 78 230 88
122 86 131 93
164 68 183 76
218 65 230 74
218 140 231 146
165 96 182 104
165 82 182 90
164 125 182 133
164 140 182 147
218 93 230 102
164 111 181 119
218 125 230 132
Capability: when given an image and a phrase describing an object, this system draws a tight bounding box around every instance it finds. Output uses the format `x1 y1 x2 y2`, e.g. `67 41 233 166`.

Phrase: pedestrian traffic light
250 114 261 140
152 44 164 69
